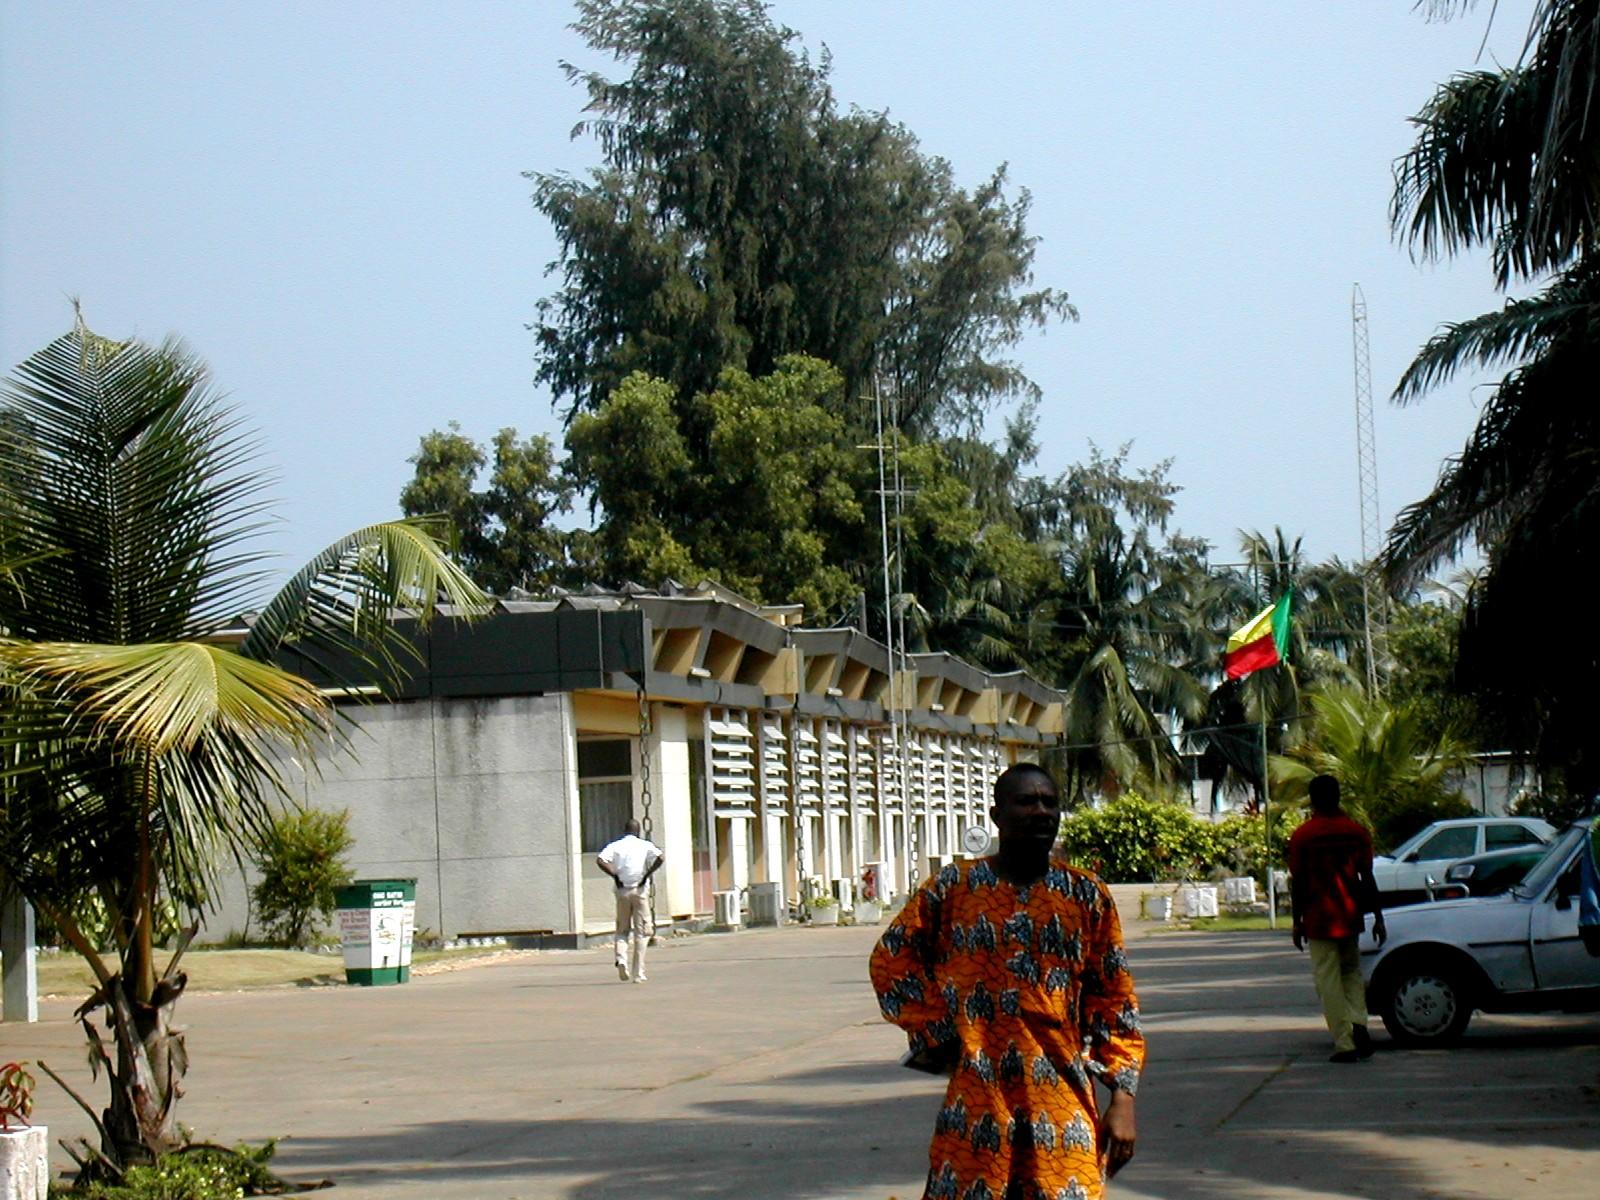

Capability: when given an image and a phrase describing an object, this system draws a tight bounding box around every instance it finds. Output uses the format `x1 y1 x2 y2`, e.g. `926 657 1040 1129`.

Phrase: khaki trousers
614 886 651 981
1308 936 1366 1053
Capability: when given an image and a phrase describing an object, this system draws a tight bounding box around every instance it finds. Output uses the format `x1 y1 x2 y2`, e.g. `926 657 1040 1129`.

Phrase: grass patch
1167 914 1290 933
31 944 509 998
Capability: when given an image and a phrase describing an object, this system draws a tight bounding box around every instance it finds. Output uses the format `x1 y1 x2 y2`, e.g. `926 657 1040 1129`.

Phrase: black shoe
1329 1049 1362 1063
1352 1024 1375 1059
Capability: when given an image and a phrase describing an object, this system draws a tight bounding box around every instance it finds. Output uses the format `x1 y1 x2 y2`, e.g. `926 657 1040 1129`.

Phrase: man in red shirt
1288 774 1387 1062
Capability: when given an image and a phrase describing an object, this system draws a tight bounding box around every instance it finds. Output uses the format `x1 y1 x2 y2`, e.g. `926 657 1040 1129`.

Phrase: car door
1396 824 1480 894
1528 850 1600 992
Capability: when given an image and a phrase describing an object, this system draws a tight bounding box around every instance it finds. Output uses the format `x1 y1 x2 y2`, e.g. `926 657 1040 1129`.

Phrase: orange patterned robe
869 856 1145 1200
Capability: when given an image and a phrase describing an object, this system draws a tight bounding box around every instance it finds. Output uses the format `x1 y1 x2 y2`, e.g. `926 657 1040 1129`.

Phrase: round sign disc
961 825 992 856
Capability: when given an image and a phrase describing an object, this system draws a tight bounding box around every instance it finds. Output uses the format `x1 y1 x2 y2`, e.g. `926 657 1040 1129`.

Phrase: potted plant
0 1061 46 1200
809 895 840 926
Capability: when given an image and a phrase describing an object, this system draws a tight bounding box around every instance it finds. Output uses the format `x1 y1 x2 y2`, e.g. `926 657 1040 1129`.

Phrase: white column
1 895 38 1024
728 817 750 892
652 705 695 920
558 694 585 938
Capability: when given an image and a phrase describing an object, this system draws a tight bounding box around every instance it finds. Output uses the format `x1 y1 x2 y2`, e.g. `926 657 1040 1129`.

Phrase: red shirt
1287 813 1375 940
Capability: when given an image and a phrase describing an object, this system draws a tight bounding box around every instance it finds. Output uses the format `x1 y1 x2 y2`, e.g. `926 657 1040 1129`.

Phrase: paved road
5 923 1598 1199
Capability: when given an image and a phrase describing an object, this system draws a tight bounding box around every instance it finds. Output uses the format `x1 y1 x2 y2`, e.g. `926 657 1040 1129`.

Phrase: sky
1 1 1535 599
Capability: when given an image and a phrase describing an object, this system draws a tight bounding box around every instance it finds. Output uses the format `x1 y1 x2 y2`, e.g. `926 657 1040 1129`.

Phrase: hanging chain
637 685 659 944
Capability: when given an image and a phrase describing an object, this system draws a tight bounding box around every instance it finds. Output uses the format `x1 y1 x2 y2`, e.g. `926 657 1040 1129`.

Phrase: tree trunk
84 971 188 1170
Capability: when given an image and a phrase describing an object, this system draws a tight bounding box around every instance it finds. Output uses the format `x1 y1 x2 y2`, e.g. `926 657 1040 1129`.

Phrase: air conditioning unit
713 890 741 929
1175 884 1219 919
831 878 854 911
1222 877 1257 905
748 881 784 926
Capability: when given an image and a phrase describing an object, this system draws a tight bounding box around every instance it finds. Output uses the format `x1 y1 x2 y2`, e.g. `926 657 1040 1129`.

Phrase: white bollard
0 1125 48 1200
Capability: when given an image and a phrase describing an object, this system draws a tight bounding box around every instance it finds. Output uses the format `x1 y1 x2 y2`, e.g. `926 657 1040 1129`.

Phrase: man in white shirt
596 819 665 982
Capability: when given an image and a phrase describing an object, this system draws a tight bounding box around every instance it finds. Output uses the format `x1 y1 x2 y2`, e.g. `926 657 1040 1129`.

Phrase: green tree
1384 1 1600 791
1385 597 1483 747
251 808 355 949
888 434 1057 671
1271 684 1472 852
0 319 484 1171
531 0 1072 436
400 423 575 594
565 356 868 614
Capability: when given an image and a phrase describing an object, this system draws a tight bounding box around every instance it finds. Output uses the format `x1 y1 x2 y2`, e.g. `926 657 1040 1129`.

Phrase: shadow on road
272 929 1599 1200
280 1090 934 1200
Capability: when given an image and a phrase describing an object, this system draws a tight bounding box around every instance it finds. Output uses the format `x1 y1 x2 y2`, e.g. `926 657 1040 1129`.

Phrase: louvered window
756 711 791 817
705 707 756 817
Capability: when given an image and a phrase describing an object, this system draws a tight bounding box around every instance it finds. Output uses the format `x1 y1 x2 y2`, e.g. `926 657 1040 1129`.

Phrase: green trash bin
334 879 417 985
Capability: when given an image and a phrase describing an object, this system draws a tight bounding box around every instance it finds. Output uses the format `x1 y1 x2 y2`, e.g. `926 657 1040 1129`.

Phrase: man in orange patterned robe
870 764 1144 1200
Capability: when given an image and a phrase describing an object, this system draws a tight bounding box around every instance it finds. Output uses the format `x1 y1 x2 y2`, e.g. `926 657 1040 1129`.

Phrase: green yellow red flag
1224 592 1292 680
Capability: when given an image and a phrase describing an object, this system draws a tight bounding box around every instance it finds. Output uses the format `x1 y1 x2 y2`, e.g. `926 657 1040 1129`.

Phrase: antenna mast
1351 284 1384 694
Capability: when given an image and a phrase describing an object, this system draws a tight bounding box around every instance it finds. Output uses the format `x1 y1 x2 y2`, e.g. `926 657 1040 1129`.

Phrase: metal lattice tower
1351 284 1384 694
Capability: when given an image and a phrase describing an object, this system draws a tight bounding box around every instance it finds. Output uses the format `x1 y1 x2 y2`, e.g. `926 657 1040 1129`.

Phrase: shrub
1056 792 1297 883
74 1141 281 1199
251 808 354 949
1057 792 1210 883
1511 788 1592 829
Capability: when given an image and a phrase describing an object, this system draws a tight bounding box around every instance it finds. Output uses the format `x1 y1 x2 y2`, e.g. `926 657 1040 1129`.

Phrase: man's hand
1100 1090 1136 1178
1292 921 1306 952
1372 916 1387 947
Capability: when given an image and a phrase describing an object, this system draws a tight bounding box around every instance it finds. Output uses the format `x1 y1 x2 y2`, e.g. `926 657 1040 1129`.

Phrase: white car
1372 816 1555 905
1360 819 1599 1045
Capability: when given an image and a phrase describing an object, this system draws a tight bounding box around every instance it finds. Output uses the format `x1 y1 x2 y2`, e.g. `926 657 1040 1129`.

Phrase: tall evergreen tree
530 0 1072 436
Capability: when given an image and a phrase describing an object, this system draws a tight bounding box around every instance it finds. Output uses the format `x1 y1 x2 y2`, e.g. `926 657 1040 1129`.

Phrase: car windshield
1510 824 1587 898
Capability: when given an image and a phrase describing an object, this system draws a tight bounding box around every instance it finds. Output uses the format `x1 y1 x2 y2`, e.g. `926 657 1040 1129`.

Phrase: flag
1225 592 1292 680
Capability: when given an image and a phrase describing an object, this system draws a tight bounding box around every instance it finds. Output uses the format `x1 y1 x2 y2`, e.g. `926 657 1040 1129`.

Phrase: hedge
1056 791 1296 884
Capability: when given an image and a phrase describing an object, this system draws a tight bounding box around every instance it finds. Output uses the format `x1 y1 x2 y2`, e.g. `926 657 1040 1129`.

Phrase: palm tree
1191 532 1366 811
1270 684 1471 852
0 318 485 1172
1044 453 1210 801
1384 0 1600 792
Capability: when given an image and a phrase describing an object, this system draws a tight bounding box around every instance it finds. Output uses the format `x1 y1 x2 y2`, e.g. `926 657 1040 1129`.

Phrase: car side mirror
1403 851 1421 864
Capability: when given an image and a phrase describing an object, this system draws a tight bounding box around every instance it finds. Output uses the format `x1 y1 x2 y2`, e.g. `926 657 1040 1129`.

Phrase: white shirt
598 833 662 889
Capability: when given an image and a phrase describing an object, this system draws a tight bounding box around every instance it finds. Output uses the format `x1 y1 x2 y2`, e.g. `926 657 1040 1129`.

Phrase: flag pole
1261 716 1276 929
1218 555 1292 932
1249 555 1276 929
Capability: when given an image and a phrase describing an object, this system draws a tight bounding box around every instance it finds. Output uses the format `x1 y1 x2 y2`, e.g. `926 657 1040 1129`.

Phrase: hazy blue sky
2 2 1531 596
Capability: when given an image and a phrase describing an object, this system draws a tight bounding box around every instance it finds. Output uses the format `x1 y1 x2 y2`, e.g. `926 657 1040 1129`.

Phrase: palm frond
0 639 329 756
1392 262 1600 402
240 519 489 685
0 324 274 643
1393 17 1600 288
1382 334 1598 585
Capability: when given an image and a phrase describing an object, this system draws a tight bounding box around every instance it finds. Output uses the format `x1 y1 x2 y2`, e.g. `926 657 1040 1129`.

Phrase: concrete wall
201 694 580 942
1450 757 1540 818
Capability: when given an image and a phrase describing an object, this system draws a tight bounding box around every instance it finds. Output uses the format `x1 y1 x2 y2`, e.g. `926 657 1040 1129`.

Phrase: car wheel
1378 960 1474 1046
